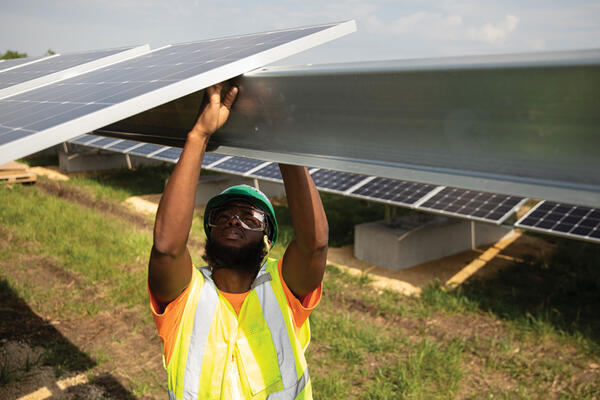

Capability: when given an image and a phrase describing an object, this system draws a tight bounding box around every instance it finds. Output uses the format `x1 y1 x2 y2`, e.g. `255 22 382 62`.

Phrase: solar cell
0 21 356 165
416 187 525 224
349 177 438 206
516 201 600 243
310 169 369 193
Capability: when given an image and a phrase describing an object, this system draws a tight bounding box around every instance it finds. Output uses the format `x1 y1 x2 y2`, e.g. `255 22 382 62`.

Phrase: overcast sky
2 0 599 65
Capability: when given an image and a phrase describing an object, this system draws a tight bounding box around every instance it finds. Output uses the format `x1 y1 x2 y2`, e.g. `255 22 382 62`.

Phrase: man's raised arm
280 164 329 298
148 84 238 306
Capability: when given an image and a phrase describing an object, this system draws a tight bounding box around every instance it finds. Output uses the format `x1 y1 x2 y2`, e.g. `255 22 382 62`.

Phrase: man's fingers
205 84 223 104
222 86 239 110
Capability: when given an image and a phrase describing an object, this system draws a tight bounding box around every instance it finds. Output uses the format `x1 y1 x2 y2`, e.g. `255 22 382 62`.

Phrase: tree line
1 49 56 59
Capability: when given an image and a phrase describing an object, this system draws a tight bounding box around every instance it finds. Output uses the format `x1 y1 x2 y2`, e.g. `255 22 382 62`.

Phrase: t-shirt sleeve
277 258 322 332
148 267 199 366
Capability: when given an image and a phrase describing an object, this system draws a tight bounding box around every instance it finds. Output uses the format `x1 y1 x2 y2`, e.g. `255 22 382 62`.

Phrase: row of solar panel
70 134 600 245
68 134 528 227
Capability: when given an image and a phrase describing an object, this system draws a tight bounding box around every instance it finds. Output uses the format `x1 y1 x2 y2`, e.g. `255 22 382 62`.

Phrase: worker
148 83 328 400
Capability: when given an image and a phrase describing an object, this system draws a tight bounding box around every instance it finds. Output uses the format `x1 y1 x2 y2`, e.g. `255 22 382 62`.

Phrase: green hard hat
204 185 278 246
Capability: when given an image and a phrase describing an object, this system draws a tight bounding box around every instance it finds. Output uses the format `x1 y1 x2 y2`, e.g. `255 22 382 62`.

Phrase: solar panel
128 143 165 156
0 21 356 165
0 47 149 99
70 134 101 145
309 169 370 193
0 55 51 73
86 136 120 148
210 156 264 173
106 139 141 152
152 147 183 162
249 163 283 181
516 201 600 243
349 177 438 206
415 187 526 224
201 153 227 167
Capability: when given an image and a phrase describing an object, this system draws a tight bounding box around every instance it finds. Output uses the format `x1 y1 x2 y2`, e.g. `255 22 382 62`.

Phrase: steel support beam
97 49 600 208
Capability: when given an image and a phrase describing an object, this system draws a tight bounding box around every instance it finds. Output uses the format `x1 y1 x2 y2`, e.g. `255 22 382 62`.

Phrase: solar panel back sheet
0 21 356 165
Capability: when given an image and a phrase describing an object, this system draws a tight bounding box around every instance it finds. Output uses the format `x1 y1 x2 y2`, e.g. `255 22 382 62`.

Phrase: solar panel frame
515 200 600 243
0 46 150 100
0 21 356 165
415 186 526 224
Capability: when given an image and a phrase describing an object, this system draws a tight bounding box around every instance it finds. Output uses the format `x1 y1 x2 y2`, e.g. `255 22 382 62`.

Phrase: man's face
203 200 268 271
208 200 266 247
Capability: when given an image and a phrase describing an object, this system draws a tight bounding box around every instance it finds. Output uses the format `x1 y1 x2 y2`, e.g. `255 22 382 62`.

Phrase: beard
203 236 267 272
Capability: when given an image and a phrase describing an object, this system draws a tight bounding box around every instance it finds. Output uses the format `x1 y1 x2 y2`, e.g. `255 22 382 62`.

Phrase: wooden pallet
0 171 37 184
0 161 37 184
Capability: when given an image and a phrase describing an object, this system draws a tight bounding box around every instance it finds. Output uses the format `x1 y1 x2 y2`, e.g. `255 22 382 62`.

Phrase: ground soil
0 173 595 399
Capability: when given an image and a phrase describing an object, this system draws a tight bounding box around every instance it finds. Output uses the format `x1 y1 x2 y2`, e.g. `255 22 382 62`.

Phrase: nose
225 214 243 227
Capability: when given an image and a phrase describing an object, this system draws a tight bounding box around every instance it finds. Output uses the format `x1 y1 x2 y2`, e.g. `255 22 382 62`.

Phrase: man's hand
191 83 238 138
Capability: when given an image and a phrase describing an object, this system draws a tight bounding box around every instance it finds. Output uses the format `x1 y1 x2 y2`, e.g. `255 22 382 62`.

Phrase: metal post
385 205 397 226
471 221 476 250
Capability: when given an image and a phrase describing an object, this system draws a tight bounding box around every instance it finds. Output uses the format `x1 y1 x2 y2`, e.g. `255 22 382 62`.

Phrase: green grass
306 257 600 399
0 183 151 310
453 238 600 356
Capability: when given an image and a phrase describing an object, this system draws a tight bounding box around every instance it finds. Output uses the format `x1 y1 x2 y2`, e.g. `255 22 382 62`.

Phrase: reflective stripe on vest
169 264 309 399
253 270 297 389
181 273 218 399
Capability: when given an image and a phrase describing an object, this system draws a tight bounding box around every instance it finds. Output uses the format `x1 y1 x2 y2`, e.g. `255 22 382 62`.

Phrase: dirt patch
0 224 164 398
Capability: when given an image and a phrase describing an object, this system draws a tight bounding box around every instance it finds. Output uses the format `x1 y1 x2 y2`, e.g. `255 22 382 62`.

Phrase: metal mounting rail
96 48 600 208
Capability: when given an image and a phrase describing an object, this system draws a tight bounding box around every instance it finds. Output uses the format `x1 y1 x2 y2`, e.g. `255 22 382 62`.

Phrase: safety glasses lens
208 206 267 231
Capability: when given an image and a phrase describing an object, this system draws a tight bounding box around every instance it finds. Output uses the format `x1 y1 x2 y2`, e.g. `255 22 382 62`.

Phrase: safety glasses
207 205 268 232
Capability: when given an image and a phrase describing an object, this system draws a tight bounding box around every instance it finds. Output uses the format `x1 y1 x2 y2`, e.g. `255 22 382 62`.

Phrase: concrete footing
354 214 511 271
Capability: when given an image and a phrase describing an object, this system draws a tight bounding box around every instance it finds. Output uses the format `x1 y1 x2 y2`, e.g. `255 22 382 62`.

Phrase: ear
263 235 271 250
